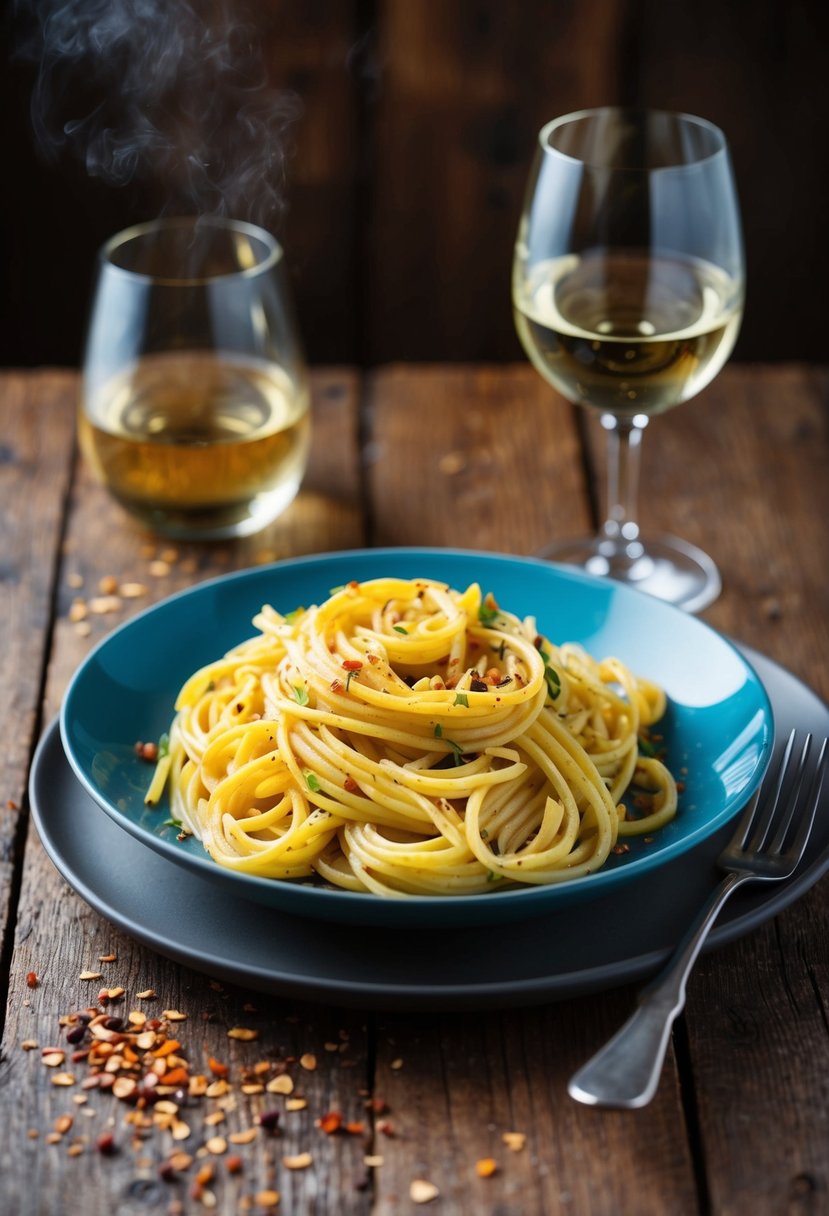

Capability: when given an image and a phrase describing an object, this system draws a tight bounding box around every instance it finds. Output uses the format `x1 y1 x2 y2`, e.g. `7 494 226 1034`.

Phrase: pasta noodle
149 577 677 897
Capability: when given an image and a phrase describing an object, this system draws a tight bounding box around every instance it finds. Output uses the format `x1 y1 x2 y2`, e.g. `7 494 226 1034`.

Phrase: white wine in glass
80 216 311 540
513 109 744 612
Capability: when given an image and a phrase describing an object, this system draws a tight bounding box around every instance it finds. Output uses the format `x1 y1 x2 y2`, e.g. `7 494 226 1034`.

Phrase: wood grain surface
3 1 826 367
1 363 827 1215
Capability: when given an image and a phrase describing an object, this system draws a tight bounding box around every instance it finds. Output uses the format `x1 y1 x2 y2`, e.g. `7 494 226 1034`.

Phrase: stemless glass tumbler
513 108 744 612
80 216 311 540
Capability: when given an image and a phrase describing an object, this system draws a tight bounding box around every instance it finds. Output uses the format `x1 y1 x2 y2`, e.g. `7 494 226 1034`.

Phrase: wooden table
1 364 827 1215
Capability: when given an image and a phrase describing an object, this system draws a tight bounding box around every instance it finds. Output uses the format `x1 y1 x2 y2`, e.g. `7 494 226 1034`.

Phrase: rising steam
16 0 301 225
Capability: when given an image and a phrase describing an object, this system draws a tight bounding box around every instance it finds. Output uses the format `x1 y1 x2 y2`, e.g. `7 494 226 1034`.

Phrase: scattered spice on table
20 981 529 1207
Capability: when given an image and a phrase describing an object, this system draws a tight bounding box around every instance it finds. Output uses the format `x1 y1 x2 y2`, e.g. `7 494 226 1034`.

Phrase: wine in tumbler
80 216 311 540
513 109 744 611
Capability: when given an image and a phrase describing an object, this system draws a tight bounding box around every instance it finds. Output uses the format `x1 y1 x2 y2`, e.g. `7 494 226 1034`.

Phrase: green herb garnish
478 602 499 628
434 722 463 764
292 685 310 706
544 666 561 700
453 693 469 708
305 772 321 792
393 625 408 635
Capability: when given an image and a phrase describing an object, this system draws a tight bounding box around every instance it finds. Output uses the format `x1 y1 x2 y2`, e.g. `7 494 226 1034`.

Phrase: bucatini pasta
146 577 677 896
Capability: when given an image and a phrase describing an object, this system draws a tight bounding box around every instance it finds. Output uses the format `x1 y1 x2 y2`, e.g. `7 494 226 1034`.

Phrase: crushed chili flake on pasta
147 577 677 896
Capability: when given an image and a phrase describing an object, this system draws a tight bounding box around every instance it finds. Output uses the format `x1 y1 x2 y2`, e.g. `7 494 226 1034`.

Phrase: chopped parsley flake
478 602 500 628
292 685 310 706
433 723 463 764
544 666 561 700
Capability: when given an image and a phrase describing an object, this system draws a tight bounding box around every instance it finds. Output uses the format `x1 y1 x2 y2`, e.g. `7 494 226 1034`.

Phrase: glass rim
538 107 729 172
98 215 283 285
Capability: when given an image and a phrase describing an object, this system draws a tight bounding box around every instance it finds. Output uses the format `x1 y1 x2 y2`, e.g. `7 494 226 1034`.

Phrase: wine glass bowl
79 216 311 540
512 108 744 612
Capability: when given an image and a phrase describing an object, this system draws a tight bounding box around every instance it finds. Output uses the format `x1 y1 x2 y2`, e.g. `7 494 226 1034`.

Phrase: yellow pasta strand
152 577 678 895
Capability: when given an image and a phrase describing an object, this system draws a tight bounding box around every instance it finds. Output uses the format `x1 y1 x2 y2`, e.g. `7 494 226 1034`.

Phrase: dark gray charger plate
31 646 829 1011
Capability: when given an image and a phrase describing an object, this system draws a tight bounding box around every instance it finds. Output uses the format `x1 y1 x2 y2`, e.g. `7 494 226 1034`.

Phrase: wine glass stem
598 413 649 570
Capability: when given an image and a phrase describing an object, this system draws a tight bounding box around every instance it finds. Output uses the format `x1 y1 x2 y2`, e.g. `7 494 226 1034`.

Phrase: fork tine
766 733 813 854
782 736 826 864
736 728 797 853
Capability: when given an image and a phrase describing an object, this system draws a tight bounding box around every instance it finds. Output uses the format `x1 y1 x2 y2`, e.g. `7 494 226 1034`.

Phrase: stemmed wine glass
512 108 744 612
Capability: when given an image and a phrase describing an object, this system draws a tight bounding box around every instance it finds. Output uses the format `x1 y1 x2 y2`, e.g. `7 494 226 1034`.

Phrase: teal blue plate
60 548 773 927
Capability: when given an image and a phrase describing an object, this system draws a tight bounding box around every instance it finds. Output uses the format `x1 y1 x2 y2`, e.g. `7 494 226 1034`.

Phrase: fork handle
568 870 750 1109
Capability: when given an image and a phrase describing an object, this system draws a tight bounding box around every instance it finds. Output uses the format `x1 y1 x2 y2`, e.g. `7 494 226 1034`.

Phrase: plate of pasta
60 548 773 926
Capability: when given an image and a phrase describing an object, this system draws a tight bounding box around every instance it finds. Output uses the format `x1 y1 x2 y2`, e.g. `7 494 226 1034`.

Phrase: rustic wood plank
259 0 364 363
365 0 627 362
0 371 75 983
364 363 701 1213
3 362 827 1215
633 0 826 364
580 365 829 697
364 364 592 552
3 2 827 367
1 370 372 1214
44 369 364 720
687 902 829 1215
581 364 829 1211
371 1003 698 1215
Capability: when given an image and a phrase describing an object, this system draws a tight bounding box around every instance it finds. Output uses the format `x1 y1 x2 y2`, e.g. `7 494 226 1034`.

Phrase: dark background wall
1 0 826 369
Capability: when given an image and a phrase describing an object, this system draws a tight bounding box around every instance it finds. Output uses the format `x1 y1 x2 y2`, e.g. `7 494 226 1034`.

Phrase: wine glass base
538 534 721 614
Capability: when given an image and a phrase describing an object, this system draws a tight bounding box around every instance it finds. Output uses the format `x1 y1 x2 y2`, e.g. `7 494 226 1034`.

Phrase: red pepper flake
26 971 39 989
153 1038 183 1058
96 1132 117 1155
344 776 359 794
612 844 631 855
475 1157 498 1178
207 1056 229 1077
342 660 363 671
330 679 344 693
317 1111 343 1135
161 1067 189 1086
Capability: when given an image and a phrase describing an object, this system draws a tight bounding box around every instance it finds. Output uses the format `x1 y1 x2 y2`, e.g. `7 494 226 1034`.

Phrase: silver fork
568 728 827 1110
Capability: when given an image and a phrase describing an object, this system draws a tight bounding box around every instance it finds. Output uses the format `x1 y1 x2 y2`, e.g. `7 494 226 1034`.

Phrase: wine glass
80 215 311 540
512 108 744 612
